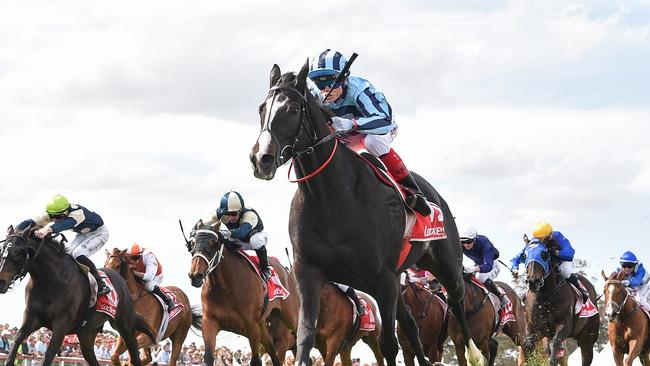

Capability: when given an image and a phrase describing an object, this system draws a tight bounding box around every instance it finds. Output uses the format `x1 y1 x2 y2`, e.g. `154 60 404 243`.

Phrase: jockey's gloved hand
224 237 243 248
331 117 354 134
220 230 232 238
622 280 630 287
35 226 53 239
463 265 477 274
511 268 519 277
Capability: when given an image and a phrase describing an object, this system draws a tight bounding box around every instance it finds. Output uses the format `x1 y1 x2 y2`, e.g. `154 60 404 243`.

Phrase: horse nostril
259 154 275 167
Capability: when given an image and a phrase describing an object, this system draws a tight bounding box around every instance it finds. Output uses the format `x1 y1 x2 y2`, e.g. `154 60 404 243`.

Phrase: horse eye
541 252 549 261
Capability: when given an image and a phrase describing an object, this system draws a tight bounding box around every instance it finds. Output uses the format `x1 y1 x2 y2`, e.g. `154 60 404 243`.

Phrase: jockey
16 194 111 295
460 226 507 308
406 265 435 288
198 191 272 280
126 243 175 312
618 251 650 307
336 283 366 316
511 221 589 302
307 49 431 217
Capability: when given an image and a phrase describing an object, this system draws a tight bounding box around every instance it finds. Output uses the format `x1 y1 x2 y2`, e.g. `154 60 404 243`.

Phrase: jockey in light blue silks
460 226 507 308
618 251 650 308
510 221 589 302
16 194 111 295
197 191 272 280
306 49 431 216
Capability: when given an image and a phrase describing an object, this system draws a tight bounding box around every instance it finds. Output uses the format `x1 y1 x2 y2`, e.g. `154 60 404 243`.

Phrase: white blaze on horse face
256 96 288 160
605 284 616 316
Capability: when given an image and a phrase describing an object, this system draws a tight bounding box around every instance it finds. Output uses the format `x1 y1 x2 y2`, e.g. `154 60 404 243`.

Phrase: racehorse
0 225 153 366
397 280 448 365
104 248 202 366
186 227 299 366
602 270 650 366
522 243 599 366
448 276 527 366
249 62 484 366
316 283 383 366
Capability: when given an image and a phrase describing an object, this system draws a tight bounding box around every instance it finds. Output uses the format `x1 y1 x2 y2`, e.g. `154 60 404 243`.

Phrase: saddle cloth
239 251 290 301
334 283 378 332
91 271 119 319
468 277 515 326
571 280 598 318
153 287 185 343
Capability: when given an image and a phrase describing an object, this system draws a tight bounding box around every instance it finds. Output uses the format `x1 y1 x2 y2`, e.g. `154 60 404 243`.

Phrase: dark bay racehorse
522 243 599 366
186 227 299 366
316 283 383 366
104 248 202 366
397 281 448 365
249 62 484 366
602 270 650 366
0 225 153 366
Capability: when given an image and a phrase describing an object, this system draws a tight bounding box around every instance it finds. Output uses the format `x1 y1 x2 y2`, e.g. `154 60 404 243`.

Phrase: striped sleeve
354 88 394 135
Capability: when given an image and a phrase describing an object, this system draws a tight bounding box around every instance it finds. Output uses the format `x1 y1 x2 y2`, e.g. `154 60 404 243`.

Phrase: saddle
570 280 598 318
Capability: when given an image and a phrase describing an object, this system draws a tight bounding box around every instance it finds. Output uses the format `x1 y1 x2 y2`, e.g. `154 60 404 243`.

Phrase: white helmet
460 226 477 241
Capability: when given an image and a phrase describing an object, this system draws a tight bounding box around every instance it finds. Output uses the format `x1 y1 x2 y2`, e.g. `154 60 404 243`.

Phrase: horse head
602 270 631 322
187 226 227 288
524 242 552 292
250 61 331 180
0 224 37 293
104 248 129 278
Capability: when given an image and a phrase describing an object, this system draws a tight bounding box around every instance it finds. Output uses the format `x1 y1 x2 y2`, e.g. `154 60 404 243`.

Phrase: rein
0 234 48 288
192 229 224 280
605 280 641 322
404 283 435 321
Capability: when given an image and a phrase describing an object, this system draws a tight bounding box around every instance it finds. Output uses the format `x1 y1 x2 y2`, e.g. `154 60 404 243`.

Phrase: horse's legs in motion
113 317 143 366
135 333 154 364
487 339 498 366
4 312 40 365
339 346 353 366
395 290 430 366
502 323 525 366
258 321 281 366
294 262 325 366
323 331 344 366
375 271 403 366
364 334 385 366
639 351 650 366
168 324 191 366
42 321 74 366
246 325 263 366
201 315 220 366
110 336 126 366
78 326 103 366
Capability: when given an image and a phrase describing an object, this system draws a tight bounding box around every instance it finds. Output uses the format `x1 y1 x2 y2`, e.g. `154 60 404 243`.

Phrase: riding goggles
311 75 343 90
621 263 635 269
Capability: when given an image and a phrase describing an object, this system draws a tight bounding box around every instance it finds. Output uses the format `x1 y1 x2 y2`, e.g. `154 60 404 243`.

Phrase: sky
1 0 649 355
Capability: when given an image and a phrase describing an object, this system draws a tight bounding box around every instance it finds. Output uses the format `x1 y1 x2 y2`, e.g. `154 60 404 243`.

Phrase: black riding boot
77 255 111 296
567 274 589 303
344 287 365 316
398 174 432 216
484 279 507 308
255 246 272 280
152 285 175 312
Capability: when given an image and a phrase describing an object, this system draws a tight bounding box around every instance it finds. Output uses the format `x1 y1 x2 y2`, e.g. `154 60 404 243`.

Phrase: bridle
258 84 338 181
0 235 44 289
191 229 225 278
605 279 639 321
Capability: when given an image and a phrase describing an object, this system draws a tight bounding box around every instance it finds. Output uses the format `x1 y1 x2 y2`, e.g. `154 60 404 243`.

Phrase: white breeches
243 231 267 250
144 274 163 292
558 261 574 279
475 264 500 283
364 127 397 156
67 226 109 258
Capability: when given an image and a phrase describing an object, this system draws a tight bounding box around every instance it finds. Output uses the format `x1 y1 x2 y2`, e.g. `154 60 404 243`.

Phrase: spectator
35 335 48 356
157 342 172 365
93 338 103 359
179 345 192 365
191 350 203 365
0 330 11 353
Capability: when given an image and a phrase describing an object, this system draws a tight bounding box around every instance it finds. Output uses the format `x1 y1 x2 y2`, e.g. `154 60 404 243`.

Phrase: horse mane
16 225 66 254
278 71 333 123
611 270 626 280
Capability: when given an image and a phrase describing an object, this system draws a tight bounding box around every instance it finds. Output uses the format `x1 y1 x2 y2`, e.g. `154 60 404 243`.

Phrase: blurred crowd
0 323 377 366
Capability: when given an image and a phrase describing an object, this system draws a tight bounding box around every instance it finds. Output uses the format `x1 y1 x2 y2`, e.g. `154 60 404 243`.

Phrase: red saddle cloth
468 276 515 326
358 298 376 332
159 286 184 320
239 251 290 301
95 271 119 319
572 280 598 318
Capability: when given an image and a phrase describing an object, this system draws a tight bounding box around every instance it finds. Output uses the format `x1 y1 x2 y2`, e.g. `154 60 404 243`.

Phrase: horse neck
206 247 244 291
29 241 68 285
124 263 145 297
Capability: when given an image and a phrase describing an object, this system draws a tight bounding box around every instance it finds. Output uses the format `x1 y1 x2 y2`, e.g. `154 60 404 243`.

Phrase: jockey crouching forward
511 221 589 302
198 191 272 280
307 49 431 216
16 194 111 295
460 226 507 308
618 251 650 308
126 243 175 312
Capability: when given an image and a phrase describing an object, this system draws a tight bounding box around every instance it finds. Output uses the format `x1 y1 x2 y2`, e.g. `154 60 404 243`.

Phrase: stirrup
97 283 111 296
261 267 272 280
406 194 431 216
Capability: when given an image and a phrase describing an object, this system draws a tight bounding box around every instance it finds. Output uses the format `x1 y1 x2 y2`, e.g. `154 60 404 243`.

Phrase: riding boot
152 285 175 312
344 287 365 316
567 274 589 303
255 246 272 280
379 148 431 216
484 279 507 309
77 255 111 296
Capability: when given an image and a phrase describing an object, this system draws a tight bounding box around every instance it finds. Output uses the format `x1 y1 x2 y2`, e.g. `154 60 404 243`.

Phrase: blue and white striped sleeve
354 88 394 135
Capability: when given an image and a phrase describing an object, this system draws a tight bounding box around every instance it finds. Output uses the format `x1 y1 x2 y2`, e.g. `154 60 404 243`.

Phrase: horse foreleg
259 322 281 366
201 315 220 366
77 326 102 366
110 336 126 366
168 324 190 366
4 312 40 366
625 339 642 366
142 347 153 366
364 333 385 366
374 272 402 366
135 333 154 365
247 325 263 366
639 351 650 366
339 346 353 366
395 292 429 366
42 322 76 366
294 262 325 366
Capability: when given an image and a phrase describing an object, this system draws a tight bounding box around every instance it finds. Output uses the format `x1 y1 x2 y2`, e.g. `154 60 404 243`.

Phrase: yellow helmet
46 194 70 216
532 221 553 239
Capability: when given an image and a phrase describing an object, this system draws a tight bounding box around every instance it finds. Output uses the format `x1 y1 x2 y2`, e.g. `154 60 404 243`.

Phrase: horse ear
601 270 607 281
295 59 309 91
523 234 530 244
105 249 110 258
6 225 14 235
120 249 127 256
270 64 281 87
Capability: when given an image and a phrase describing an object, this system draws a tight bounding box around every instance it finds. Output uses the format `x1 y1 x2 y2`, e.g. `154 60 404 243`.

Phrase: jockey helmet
308 49 349 88
620 251 639 265
460 226 477 241
46 194 70 216
532 221 553 239
127 243 144 256
217 191 245 216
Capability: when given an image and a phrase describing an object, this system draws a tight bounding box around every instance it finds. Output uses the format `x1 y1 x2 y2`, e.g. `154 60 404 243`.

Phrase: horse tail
191 304 203 331
134 313 156 342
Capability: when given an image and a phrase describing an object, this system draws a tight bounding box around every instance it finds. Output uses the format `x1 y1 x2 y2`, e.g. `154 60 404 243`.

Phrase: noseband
191 229 224 278
0 235 34 288
605 280 638 321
